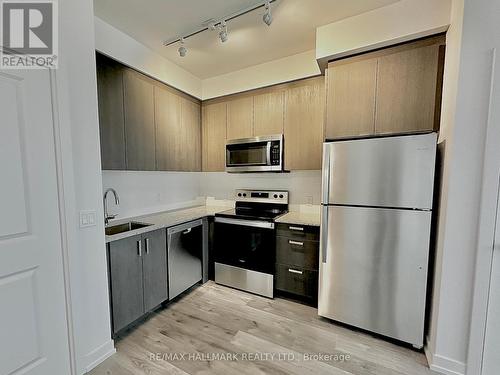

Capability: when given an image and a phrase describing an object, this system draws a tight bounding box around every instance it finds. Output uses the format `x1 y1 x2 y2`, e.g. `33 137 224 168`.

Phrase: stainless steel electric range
214 189 289 298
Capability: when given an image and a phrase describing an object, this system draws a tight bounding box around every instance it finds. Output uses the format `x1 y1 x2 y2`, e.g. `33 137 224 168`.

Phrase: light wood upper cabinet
326 58 377 139
155 86 201 172
325 36 445 139
202 102 227 172
155 86 181 171
180 98 202 171
226 97 253 140
284 78 325 170
123 70 156 171
375 43 442 134
253 91 284 137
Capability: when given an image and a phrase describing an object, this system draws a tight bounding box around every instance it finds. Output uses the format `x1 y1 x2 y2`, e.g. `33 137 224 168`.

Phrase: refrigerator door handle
320 206 329 263
322 143 331 204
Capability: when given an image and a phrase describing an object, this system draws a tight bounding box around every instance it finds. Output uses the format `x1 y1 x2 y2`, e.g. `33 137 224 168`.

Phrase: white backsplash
102 170 203 219
102 170 322 219
200 171 322 205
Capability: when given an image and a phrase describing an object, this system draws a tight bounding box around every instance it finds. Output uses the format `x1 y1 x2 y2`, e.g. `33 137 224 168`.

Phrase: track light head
219 21 228 43
178 37 187 57
263 1 272 26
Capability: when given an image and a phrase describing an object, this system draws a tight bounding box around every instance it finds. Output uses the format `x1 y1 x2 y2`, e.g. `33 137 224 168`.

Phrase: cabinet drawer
276 223 319 241
275 264 318 299
276 236 319 270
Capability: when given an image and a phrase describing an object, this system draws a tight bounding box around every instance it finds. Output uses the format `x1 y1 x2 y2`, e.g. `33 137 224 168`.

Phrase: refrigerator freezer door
318 205 431 347
322 133 437 209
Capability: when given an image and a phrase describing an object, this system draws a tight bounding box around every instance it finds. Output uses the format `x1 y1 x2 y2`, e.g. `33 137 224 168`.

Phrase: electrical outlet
80 210 97 228
306 196 313 205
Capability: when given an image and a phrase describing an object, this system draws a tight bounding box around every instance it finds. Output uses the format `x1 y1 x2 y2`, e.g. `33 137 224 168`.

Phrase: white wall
58 1 115 374
201 171 322 206
94 17 202 98
102 171 202 219
316 0 451 69
426 0 464 373
201 50 320 99
102 171 322 220
425 0 500 373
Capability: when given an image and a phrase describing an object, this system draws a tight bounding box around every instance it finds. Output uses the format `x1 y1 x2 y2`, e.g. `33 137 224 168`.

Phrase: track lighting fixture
163 1 276 49
178 37 187 57
219 20 228 43
263 0 272 26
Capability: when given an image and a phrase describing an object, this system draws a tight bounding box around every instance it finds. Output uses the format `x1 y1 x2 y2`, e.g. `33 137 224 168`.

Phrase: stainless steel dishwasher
167 219 204 299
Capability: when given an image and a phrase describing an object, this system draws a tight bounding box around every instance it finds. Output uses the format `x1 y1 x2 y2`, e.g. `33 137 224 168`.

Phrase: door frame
49 68 78 375
466 49 500 375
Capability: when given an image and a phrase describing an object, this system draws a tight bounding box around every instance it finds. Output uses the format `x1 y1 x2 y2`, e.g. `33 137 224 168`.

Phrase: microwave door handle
266 142 272 166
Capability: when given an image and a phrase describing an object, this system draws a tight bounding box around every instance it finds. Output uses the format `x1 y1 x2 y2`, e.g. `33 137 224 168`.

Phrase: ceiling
94 0 399 79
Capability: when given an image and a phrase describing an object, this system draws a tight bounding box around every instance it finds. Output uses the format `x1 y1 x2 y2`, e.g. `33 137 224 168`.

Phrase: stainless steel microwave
226 134 283 173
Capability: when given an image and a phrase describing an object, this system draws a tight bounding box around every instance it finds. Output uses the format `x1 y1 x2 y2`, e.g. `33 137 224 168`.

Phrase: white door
0 69 71 374
482 181 500 374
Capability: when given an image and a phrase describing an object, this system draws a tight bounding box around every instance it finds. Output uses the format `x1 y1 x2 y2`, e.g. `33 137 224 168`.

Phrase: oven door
214 217 275 274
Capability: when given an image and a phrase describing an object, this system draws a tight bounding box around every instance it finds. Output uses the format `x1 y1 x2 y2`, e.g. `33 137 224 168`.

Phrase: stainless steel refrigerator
318 133 437 348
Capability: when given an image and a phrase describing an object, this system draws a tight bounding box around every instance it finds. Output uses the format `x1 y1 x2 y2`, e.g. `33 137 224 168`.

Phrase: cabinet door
96 54 126 170
142 230 168 311
154 86 181 171
202 102 227 171
375 43 442 134
180 98 202 171
123 70 156 170
108 235 144 333
326 58 377 139
284 79 325 170
253 91 284 137
226 96 253 140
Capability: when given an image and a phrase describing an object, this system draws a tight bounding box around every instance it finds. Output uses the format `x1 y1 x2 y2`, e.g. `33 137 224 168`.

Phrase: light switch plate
80 210 97 228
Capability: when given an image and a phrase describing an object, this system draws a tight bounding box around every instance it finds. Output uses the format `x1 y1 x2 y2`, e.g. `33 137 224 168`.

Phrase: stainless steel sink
105 221 152 236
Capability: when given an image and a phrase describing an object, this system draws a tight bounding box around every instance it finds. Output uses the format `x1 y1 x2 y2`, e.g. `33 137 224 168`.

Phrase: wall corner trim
425 345 466 375
83 339 115 374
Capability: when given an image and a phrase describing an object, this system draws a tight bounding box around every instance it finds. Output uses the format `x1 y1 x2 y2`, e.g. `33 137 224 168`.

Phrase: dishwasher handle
167 219 203 236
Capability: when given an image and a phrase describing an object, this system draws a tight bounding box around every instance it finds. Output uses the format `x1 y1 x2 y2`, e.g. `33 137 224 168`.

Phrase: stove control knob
243 193 247 197
273 194 278 198
279 194 284 198
237 193 242 197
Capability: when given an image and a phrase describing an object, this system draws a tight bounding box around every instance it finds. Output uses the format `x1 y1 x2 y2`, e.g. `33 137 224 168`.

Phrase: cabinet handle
137 240 142 257
145 238 150 254
289 226 304 231
288 268 303 275
289 240 304 246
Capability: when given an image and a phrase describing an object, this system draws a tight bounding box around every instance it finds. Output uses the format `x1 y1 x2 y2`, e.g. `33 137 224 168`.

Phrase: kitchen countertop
106 204 321 243
105 205 230 243
275 211 321 227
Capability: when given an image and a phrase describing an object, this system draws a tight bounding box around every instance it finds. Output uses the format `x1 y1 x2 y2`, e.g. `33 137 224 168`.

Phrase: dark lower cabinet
142 230 168 311
108 229 167 335
275 223 320 305
108 234 144 333
275 265 318 299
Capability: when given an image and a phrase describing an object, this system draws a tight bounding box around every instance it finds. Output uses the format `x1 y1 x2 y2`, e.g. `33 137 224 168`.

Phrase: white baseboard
82 339 116 374
424 345 466 375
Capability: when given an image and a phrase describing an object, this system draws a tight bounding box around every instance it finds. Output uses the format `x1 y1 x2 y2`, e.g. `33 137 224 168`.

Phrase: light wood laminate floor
90 282 437 375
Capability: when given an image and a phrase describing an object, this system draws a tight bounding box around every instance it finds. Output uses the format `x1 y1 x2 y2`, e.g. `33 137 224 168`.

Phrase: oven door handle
215 217 275 229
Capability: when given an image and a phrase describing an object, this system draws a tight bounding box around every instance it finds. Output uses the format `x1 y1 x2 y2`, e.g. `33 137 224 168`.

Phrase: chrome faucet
103 188 120 225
